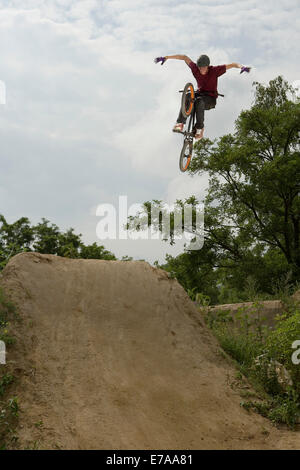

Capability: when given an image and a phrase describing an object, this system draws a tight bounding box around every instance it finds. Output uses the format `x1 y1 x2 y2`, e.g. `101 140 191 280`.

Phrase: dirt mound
1 253 299 449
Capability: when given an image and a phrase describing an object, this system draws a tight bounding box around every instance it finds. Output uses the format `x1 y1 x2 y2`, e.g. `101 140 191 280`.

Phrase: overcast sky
1 0 299 263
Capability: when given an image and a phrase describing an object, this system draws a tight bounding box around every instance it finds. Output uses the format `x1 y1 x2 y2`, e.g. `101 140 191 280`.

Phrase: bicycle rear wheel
181 83 195 118
179 139 193 172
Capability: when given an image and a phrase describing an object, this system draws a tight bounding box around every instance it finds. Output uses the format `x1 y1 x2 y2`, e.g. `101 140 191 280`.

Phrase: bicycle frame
177 84 221 172
177 86 208 172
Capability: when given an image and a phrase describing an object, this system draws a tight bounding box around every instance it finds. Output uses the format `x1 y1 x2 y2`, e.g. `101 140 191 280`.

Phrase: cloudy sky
0 0 299 263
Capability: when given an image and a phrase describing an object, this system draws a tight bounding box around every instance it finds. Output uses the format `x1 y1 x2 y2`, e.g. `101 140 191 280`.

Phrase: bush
205 302 300 426
205 306 265 367
241 391 300 428
265 309 300 393
0 288 17 344
0 288 19 449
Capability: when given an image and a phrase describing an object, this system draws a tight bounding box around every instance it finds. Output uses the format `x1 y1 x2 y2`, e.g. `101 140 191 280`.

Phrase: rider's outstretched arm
165 55 192 65
226 63 242 70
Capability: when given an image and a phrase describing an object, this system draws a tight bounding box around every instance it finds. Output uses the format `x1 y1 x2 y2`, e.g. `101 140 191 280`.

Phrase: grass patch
204 303 300 428
0 287 20 449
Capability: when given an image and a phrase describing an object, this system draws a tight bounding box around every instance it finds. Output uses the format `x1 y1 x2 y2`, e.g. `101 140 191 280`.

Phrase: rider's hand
240 65 251 74
154 56 167 65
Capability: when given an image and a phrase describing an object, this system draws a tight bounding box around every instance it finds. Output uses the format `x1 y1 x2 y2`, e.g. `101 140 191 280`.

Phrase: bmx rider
156 54 249 140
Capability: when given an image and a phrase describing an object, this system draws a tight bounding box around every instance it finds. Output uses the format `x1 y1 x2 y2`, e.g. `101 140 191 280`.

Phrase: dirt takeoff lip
1 252 299 450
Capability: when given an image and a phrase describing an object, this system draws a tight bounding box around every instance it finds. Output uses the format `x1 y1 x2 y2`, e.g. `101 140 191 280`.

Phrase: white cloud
0 0 299 262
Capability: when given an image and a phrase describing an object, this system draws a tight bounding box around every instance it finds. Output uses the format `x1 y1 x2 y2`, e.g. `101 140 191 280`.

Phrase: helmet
197 55 210 67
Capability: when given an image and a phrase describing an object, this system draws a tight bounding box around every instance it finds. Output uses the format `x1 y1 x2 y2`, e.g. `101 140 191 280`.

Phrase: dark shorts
177 92 217 128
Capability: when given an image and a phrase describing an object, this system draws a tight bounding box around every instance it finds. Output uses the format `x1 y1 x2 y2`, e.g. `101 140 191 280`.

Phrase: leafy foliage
0 288 17 344
205 302 300 427
265 309 300 392
0 289 19 449
0 215 117 269
128 76 300 300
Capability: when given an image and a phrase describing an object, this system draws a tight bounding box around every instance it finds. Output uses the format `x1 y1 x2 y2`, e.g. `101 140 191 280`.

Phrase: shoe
194 127 204 140
172 123 184 133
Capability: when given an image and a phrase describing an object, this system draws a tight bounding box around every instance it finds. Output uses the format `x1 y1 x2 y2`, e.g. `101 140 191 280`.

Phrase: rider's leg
175 91 193 125
194 95 216 129
173 107 186 132
176 110 187 125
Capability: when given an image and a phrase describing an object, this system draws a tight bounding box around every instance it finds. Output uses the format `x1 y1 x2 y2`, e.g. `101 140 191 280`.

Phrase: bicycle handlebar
179 90 224 98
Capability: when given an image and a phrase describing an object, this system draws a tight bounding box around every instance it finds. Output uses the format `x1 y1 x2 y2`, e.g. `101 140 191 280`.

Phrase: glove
240 66 251 74
154 57 167 65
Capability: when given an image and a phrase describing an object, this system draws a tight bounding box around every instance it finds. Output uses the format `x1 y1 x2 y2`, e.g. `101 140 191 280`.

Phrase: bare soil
1 253 299 449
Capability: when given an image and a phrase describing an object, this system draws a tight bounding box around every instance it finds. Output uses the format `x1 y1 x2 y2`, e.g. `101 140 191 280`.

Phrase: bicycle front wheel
181 83 195 118
179 139 193 172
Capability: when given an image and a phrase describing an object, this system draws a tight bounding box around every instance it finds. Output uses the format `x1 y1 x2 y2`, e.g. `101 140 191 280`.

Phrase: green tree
79 242 117 260
0 215 34 268
0 215 117 268
190 76 300 280
32 218 61 254
158 251 220 304
127 76 300 298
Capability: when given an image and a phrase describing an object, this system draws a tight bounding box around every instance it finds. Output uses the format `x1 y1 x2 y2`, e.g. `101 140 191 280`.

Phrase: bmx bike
175 82 202 173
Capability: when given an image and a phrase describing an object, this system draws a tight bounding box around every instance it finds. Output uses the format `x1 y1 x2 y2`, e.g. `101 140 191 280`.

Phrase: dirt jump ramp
1 253 299 449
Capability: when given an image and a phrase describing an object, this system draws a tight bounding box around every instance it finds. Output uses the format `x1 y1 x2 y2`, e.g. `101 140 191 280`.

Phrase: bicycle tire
181 83 195 118
179 139 193 172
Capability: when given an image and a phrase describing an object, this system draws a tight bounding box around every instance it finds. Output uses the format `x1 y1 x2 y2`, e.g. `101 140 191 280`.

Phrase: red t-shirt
188 61 226 97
